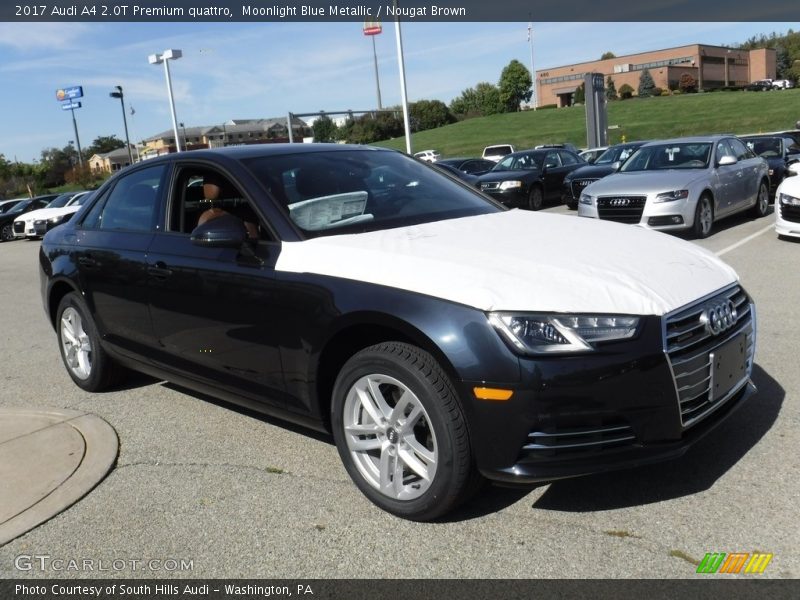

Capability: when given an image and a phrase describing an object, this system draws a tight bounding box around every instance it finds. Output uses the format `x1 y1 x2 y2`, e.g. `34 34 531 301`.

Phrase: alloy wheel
60 307 93 380
342 374 438 501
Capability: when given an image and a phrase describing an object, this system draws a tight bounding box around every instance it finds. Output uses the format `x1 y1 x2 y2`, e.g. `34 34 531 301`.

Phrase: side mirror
190 213 247 248
718 155 738 167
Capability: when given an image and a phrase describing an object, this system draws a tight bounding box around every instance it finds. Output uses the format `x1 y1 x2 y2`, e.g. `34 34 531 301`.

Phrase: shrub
619 84 634 99
652 87 663 97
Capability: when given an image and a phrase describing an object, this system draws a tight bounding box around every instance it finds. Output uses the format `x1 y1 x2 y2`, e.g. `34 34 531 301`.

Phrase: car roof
140 143 393 166
641 135 730 146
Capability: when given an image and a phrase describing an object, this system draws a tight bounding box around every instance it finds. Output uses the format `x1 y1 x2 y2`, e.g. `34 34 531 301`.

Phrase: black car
40 144 756 520
435 157 495 175
476 148 585 210
0 197 53 242
745 80 773 91
739 135 800 197
563 141 649 209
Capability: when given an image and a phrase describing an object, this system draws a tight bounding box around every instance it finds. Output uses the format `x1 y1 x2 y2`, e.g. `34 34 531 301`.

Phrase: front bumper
776 200 800 238
463 287 756 484
578 195 696 232
479 187 527 208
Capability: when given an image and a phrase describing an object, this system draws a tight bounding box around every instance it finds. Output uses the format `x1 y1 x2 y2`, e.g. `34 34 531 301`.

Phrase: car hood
477 170 538 183
565 164 616 181
15 206 79 223
275 210 737 316
586 170 707 196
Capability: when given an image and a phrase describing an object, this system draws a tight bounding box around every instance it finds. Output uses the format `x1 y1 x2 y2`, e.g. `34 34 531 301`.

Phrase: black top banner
2 0 799 22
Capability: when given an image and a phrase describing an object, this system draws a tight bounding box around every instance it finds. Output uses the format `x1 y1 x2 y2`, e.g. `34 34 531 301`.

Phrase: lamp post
109 86 133 165
147 49 183 152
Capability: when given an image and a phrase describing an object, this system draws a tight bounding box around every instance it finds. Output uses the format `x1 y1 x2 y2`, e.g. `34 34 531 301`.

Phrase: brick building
536 44 776 107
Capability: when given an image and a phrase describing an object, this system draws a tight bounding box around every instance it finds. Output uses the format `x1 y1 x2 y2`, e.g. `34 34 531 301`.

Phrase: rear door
73 163 166 357
728 137 762 209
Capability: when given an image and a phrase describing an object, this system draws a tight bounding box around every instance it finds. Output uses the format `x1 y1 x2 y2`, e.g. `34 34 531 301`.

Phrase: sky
0 20 796 162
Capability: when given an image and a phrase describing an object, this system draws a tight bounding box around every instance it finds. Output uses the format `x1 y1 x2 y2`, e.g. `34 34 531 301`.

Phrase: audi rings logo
609 198 631 207
700 300 737 336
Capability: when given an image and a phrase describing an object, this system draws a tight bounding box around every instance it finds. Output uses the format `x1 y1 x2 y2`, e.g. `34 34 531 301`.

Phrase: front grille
780 203 800 223
33 220 47 235
13 222 24 234
570 178 598 200
521 422 637 458
664 285 755 429
596 196 647 224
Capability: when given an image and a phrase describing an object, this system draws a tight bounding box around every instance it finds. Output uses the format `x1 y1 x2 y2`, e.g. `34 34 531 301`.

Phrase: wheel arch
47 279 81 329
313 313 463 431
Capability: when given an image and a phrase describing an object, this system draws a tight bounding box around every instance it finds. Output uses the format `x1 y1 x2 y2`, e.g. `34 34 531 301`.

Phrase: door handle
147 261 172 279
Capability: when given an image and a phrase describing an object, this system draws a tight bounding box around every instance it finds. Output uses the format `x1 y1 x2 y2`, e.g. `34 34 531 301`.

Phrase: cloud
0 23 90 52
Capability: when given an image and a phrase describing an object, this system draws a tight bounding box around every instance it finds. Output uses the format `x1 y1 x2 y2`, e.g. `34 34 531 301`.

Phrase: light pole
147 49 183 152
109 85 133 165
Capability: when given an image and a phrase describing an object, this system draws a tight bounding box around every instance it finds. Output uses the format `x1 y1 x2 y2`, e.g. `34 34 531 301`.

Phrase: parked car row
0 191 90 243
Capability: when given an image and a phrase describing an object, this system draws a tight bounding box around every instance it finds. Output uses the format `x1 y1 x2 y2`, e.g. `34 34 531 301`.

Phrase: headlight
779 192 800 206
488 313 640 354
499 180 523 190
579 193 594 206
654 189 689 203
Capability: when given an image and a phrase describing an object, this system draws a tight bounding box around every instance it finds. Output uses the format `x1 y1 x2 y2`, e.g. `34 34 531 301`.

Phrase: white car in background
413 149 440 162
775 165 800 239
13 191 89 239
482 144 514 162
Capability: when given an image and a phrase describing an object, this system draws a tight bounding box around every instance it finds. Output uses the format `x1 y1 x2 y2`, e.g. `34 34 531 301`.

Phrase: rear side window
82 165 165 231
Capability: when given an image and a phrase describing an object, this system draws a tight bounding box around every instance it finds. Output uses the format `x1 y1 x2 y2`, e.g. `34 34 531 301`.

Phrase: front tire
527 186 544 211
693 194 714 239
1 224 14 242
751 180 769 217
56 292 125 391
331 342 476 521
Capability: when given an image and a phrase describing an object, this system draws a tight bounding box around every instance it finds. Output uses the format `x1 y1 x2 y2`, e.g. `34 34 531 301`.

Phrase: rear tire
693 194 714 239
331 342 478 521
1 224 14 242
751 180 769 218
56 292 126 392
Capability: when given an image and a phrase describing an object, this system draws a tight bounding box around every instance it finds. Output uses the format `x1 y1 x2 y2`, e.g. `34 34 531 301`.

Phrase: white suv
413 150 440 162
482 144 514 162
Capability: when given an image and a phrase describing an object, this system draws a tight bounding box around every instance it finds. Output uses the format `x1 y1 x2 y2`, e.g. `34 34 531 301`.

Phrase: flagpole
528 21 536 111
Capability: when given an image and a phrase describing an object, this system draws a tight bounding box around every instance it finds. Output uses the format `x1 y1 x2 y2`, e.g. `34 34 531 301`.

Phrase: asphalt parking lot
0 206 798 579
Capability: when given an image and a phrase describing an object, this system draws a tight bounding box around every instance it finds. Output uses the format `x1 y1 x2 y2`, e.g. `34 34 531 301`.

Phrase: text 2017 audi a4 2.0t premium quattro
578 136 770 238
40 145 757 520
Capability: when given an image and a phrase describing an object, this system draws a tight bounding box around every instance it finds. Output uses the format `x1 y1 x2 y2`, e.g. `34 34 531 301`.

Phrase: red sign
363 20 382 36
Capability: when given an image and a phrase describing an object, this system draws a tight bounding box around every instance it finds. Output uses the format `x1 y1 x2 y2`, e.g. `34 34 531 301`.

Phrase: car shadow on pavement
531 364 783 512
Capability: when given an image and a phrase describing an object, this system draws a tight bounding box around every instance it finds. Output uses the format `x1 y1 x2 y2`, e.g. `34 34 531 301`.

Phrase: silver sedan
578 135 770 238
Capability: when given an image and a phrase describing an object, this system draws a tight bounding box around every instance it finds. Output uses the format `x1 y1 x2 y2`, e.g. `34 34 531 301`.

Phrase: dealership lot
0 206 798 578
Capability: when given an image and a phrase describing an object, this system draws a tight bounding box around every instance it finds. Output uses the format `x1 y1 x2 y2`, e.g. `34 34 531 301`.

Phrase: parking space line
715 224 774 257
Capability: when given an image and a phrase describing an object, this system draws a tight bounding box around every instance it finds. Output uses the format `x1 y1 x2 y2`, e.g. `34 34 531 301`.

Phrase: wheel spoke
366 377 393 418
398 446 433 482
379 447 397 492
348 437 383 452
389 389 413 425
399 403 424 434
355 386 384 425
403 435 436 465
345 423 382 436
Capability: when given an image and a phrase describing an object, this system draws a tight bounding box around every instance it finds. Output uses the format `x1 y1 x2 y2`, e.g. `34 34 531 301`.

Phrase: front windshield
621 143 712 172
46 194 74 209
595 145 639 165
8 200 32 214
243 150 502 238
744 138 781 158
493 152 540 172
0 201 23 213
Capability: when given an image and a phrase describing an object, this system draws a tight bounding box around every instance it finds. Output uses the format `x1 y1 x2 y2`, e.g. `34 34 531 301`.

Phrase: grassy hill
374 89 800 157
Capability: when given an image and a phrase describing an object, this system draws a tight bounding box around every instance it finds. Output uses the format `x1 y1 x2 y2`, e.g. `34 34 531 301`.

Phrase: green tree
450 82 504 117
498 59 533 112
409 99 455 132
605 76 618 100
311 114 338 142
573 83 585 104
86 135 125 157
637 69 656 97
601 51 616 60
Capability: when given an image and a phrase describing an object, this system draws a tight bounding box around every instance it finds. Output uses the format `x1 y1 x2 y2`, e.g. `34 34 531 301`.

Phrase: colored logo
56 89 66 101
696 552 773 574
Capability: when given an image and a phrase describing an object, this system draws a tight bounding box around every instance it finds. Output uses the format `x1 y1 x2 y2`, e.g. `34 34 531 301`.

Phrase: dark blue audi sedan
40 144 757 520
